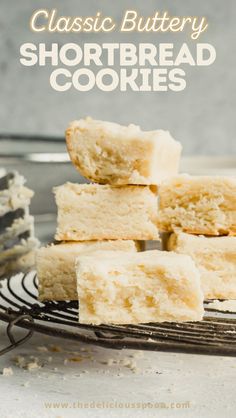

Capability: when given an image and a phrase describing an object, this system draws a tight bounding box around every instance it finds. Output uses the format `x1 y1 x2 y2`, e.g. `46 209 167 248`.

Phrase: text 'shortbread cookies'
76 250 204 325
157 175 236 236
66 118 182 185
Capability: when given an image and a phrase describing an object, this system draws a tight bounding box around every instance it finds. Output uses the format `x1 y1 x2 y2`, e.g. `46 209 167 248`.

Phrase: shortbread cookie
76 250 204 325
168 232 236 299
37 240 139 300
157 175 236 235
66 118 182 185
54 183 159 241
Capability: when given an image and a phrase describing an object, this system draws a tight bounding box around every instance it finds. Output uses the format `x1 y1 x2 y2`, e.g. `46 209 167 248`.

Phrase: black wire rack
0 271 236 357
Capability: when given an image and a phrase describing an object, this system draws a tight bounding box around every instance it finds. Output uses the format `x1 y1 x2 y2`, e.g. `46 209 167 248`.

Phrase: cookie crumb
2 367 13 376
37 346 48 352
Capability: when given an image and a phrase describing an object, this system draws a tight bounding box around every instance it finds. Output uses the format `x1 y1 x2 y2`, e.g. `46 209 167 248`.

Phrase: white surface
0 325 236 418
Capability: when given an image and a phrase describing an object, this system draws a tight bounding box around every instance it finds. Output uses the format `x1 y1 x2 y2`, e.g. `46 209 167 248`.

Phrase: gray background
0 0 235 155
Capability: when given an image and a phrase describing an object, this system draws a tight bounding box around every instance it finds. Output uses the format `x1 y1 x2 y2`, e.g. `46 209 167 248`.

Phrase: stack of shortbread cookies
158 175 236 300
0 169 39 278
37 118 205 325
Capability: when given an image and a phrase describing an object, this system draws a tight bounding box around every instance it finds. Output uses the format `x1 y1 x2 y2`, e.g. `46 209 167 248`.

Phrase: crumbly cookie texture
157 175 236 236
66 117 182 185
37 240 140 301
54 183 159 241
76 250 204 325
168 232 236 299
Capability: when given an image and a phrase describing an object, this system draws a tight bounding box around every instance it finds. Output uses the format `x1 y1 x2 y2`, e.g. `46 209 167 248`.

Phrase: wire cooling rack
0 272 236 357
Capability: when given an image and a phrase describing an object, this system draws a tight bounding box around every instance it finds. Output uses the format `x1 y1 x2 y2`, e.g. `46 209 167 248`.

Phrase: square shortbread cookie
54 183 159 241
76 250 204 325
168 232 236 299
66 118 182 185
37 240 139 300
157 175 236 235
